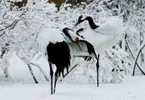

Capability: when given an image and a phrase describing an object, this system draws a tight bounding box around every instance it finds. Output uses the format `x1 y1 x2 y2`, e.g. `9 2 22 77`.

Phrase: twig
87 0 103 8
27 64 39 84
125 38 145 75
0 10 26 32
30 62 49 81
2 0 8 8
0 31 6 37
0 20 19 32
133 43 145 76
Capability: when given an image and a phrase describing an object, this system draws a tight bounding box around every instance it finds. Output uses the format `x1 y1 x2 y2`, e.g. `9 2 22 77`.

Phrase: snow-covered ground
0 76 145 100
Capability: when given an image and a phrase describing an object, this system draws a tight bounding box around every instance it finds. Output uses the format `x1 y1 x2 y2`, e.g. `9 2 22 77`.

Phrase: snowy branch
125 36 145 75
133 42 145 76
0 10 26 33
29 62 49 82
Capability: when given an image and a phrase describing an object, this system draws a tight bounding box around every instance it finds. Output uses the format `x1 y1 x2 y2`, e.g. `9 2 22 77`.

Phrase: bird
74 15 125 53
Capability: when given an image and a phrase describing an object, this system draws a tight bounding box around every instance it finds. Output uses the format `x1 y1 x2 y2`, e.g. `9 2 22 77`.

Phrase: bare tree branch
133 43 145 76
29 62 49 82
27 64 39 84
125 37 145 75
0 11 26 33
0 20 19 32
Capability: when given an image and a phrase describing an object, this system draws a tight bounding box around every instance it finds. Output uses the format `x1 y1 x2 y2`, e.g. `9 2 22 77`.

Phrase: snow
0 76 145 100
96 16 125 36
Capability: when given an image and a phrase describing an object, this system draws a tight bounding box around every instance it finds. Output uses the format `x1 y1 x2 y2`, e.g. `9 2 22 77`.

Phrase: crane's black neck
62 28 74 42
75 15 99 30
84 16 99 29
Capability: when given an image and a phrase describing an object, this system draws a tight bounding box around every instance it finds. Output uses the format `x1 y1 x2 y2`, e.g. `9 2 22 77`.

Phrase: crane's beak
74 15 83 26
76 28 85 39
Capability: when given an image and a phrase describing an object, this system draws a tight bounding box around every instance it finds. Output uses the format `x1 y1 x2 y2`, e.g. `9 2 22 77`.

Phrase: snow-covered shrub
100 44 132 83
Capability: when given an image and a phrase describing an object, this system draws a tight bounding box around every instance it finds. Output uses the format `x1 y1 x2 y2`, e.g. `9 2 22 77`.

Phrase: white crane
74 15 125 53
